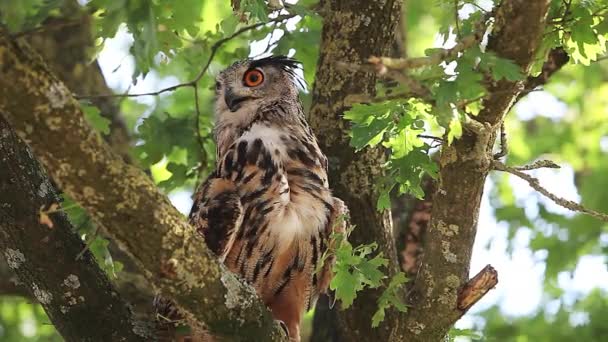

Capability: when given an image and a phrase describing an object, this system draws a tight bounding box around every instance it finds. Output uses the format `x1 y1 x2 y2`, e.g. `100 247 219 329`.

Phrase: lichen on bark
0 28 286 341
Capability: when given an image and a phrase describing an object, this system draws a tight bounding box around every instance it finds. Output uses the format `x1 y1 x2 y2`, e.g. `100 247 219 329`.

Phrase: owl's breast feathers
190 103 347 335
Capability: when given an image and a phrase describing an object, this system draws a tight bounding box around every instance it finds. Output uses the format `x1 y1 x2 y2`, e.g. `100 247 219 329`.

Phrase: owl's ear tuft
249 55 306 90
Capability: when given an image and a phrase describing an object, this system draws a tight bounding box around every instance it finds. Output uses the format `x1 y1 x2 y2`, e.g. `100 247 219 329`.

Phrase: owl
189 56 348 341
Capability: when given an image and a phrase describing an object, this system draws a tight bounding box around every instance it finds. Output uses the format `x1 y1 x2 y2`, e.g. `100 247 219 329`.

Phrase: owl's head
214 55 303 114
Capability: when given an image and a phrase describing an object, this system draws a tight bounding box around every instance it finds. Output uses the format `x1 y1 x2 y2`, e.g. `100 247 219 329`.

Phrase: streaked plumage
189 56 348 341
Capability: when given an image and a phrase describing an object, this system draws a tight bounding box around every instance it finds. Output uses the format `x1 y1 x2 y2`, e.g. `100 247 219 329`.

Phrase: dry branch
0 28 285 341
367 29 484 72
493 160 608 222
457 265 498 312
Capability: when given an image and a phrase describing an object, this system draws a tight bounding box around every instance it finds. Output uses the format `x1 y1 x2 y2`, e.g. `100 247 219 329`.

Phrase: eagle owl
189 56 348 341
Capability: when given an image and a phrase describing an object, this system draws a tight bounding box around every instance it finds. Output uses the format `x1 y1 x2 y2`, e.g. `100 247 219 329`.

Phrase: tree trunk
309 0 406 340
403 1 550 340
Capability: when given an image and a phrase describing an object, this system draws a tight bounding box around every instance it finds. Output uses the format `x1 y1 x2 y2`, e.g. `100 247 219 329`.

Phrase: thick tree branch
0 29 285 341
0 114 150 341
22 1 160 319
403 1 551 340
25 2 134 163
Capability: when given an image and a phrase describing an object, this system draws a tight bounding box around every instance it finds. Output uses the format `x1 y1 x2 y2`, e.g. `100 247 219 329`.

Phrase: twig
386 70 432 99
417 134 444 143
493 160 608 222
74 14 296 100
335 63 434 103
457 265 498 312
512 159 560 171
367 12 489 72
454 0 461 38
193 84 207 168
594 55 608 63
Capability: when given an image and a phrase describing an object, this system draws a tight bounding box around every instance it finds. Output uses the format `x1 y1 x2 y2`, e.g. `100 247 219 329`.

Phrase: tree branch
73 14 295 100
0 28 285 341
517 47 569 103
493 160 608 222
23 1 157 319
367 20 486 72
403 1 551 340
0 113 151 341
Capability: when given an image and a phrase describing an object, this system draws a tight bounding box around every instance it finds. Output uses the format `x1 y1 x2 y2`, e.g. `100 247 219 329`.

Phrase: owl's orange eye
243 69 264 87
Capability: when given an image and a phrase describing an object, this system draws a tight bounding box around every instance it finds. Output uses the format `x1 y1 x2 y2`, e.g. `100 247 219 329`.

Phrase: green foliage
88 0 206 76
81 103 111 135
331 238 386 307
329 228 409 327
344 99 438 209
0 0 63 32
61 197 123 278
480 289 608 341
544 0 608 65
240 0 268 22
371 272 408 327
447 327 482 341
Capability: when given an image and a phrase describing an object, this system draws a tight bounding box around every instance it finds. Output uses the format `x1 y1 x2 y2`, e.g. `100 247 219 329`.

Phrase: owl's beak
224 88 249 112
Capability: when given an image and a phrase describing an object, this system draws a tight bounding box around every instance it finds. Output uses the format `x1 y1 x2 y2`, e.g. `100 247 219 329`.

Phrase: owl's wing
189 135 289 261
189 172 243 262
316 197 349 294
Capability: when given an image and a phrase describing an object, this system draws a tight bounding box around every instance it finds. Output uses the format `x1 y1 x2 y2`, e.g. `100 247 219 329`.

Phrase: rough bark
22 0 156 318
0 113 149 341
0 256 29 297
309 0 406 341
0 29 285 341
402 1 550 341
25 1 133 162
